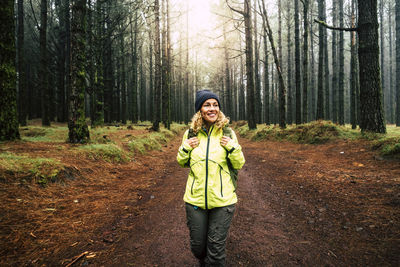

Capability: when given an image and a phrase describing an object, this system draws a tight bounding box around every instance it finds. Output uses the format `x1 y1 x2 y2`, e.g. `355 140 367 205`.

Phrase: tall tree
263 23 270 125
0 0 20 140
40 0 50 126
260 0 286 128
331 0 338 123
380 0 386 119
396 0 400 126
152 0 161 131
323 0 330 120
130 10 138 123
302 0 309 123
286 0 293 124
254 0 262 123
227 0 256 129
17 0 27 126
358 0 386 132
316 0 325 120
294 0 301 124
339 0 345 125
68 0 90 143
350 0 358 129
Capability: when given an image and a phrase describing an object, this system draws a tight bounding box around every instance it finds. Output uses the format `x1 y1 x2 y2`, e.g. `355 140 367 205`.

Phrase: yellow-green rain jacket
177 125 245 209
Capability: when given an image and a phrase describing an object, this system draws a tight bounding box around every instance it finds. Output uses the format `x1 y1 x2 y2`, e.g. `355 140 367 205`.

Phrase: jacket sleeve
223 129 245 170
177 129 193 168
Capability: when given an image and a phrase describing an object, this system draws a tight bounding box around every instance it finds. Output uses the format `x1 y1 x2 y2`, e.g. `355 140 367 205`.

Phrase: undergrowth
236 121 359 144
234 121 400 158
76 144 130 163
0 152 64 185
19 126 68 142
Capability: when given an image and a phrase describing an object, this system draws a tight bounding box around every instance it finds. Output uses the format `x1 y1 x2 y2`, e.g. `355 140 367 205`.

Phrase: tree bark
17 0 27 126
339 0 345 125
302 0 309 123
331 0 338 123
287 0 293 124
0 0 20 140
350 0 358 129
316 0 325 120
396 0 400 126
68 0 90 143
254 0 262 123
244 0 256 129
295 0 301 124
152 0 161 131
358 0 386 132
40 0 50 126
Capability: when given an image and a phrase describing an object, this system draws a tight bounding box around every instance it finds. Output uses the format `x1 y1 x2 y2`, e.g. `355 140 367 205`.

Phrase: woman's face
200 98 220 125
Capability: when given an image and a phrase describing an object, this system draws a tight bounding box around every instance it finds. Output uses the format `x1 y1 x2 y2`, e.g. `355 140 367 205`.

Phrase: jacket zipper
220 167 223 197
205 126 213 210
191 171 195 195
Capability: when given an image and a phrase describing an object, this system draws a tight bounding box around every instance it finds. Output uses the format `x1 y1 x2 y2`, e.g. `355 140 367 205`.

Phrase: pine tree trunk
68 0 90 143
149 27 154 122
332 0 338 123
0 0 20 141
223 24 232 117
323 1 330 120
396 0 400 126
287 0 293 124
254 1 261 123
120 29 127 124
358 0 386 132
302 0 309 123
17 0 27 126
310 2 316 121
64 0 71 124
389 1 394 123
152 0 161 131
131 11 138 123
40 0 50 126
380 0 386 121
350 0 358 129
260 0 286 128
339 0 345 125
263 29 270 125
295 0 301 124
244 0 256 129
316 0 325 120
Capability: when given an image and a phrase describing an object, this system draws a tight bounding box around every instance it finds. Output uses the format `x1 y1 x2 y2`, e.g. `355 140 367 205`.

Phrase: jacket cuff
224 139 236 152
182 141 193 153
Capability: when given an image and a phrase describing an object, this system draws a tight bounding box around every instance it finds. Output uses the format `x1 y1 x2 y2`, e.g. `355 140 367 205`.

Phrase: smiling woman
177 89 245 266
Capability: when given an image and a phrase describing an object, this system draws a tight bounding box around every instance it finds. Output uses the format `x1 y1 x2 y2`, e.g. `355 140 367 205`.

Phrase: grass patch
20 126 68 142
127 126 182 155
76 144 130 163
236 121 360 144
0 152 64 185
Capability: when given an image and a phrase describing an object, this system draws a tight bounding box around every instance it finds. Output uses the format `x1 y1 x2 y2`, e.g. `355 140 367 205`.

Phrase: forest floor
0 126 399 266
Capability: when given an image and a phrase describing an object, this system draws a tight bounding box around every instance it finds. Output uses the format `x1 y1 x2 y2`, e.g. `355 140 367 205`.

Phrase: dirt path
1 134 399 266
89 136 399 266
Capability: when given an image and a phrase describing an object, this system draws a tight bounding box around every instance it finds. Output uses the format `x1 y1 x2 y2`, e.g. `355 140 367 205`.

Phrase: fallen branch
65 251 89 267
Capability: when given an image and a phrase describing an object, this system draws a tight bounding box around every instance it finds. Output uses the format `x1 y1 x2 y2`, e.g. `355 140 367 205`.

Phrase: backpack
187 125 239 190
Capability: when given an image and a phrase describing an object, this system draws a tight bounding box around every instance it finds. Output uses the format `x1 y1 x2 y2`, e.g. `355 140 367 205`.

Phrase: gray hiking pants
185 203 235 267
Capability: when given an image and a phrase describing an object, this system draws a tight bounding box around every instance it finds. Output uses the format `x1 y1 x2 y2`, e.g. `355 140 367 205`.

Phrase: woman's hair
190 110 230 134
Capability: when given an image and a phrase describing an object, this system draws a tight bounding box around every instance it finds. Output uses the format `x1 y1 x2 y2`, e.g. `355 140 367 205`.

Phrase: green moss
76 144 130 163
0 152 64 185
20 126 68 142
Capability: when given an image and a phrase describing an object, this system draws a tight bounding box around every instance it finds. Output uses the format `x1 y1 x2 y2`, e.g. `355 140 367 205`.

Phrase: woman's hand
186 137 200 149
220 136 232 147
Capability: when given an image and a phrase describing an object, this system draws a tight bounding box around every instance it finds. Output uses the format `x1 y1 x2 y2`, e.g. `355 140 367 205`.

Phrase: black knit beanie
195 90 221 112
